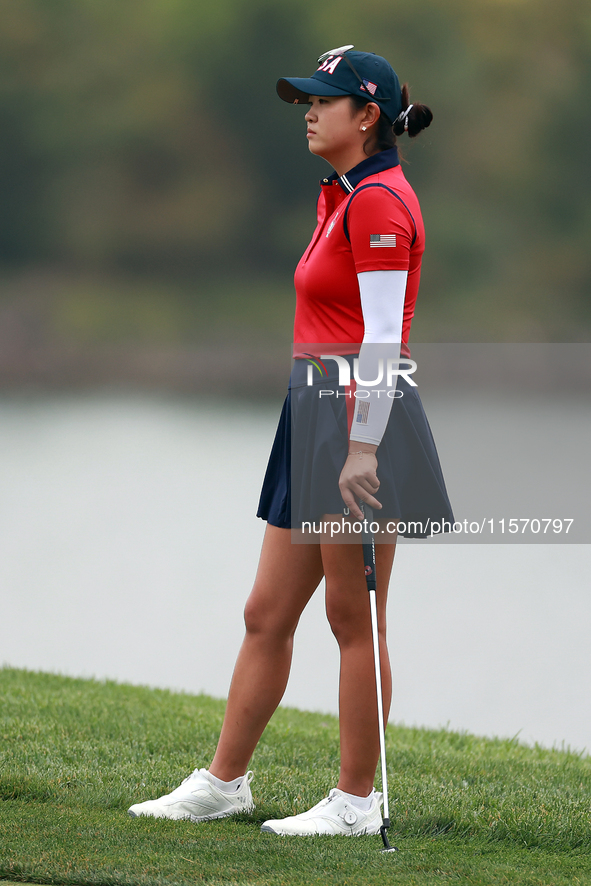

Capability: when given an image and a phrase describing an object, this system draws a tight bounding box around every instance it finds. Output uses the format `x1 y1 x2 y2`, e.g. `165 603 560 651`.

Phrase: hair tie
396 103 414 131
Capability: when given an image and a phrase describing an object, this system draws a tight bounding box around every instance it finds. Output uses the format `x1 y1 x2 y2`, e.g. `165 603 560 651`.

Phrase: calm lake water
1 392 590 753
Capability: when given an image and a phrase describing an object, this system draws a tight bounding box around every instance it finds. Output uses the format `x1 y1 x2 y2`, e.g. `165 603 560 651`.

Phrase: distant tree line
0 0 589 338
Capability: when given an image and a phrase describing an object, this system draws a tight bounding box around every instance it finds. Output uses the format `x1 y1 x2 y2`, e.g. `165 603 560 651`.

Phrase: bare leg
209 525 324 781
322 539 396 797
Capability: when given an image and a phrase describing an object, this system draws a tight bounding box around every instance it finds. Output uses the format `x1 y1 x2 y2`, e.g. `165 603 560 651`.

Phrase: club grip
360 502 377 592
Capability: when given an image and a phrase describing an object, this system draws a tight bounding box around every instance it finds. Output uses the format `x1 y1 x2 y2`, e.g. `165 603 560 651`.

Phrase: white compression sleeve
350 270 408 446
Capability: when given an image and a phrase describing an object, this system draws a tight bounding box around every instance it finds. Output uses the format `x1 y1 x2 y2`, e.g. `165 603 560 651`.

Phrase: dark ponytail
350 82 433 155
392 83 433 138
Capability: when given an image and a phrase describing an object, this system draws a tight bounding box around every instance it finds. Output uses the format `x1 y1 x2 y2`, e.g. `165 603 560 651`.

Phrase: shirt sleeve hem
354 259 410 273
349 432 383 446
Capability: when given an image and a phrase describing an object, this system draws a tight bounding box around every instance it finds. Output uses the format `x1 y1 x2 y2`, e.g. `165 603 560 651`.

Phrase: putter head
380 824 398 852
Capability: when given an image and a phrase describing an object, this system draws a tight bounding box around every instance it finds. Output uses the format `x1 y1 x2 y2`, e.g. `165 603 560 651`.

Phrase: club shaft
368 587 390 822
360 503 390 826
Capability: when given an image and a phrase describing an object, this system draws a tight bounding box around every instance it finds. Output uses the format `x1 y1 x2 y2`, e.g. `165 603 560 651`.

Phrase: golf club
360 502 397 853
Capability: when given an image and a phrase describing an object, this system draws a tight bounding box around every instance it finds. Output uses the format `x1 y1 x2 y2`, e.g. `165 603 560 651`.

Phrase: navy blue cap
277 46 402 123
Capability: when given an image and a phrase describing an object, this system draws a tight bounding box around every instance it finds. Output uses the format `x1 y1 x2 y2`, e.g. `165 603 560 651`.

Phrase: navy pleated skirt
257 356 454 538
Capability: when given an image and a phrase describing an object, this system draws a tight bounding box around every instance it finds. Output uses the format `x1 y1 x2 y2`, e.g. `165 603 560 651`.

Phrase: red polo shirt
293 147 424 359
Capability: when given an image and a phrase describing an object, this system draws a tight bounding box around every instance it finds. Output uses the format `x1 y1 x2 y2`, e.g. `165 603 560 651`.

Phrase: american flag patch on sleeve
355 401 370 424
370 234 397 247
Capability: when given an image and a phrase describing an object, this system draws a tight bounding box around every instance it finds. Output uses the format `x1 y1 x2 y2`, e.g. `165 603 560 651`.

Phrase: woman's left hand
338 444 381 520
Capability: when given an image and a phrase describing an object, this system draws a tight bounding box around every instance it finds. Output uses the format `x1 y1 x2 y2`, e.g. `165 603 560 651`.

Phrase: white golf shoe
261 788 383 836
128 768 254 822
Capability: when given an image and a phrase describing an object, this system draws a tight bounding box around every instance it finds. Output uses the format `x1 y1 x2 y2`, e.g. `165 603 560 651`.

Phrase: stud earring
361 126 367 131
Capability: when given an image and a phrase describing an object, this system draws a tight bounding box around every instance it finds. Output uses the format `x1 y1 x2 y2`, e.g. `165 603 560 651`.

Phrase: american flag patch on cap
362 79 378 95
370 234 397 247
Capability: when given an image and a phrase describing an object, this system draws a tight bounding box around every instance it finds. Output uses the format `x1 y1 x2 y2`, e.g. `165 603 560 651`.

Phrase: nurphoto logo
305 354 418 399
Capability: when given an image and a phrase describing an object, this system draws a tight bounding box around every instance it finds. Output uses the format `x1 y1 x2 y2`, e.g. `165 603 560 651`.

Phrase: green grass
1 668 590 885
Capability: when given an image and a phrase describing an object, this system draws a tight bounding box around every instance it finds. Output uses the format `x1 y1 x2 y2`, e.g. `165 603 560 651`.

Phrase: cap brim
276 77 352 104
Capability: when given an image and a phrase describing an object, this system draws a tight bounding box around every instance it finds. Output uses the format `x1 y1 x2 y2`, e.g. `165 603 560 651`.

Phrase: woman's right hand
338 447 382 521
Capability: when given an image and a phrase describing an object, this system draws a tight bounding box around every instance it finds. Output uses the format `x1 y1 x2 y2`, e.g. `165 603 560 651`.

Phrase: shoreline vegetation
1 668 590 885
2 2 591 362
1 0 590 408
1 271 590 399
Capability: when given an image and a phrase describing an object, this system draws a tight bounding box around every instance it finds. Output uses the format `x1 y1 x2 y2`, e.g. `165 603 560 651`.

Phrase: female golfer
129 46 453 836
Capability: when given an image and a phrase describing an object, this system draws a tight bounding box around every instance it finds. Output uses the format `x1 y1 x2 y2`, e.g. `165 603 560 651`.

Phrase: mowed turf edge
1 667 590 885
